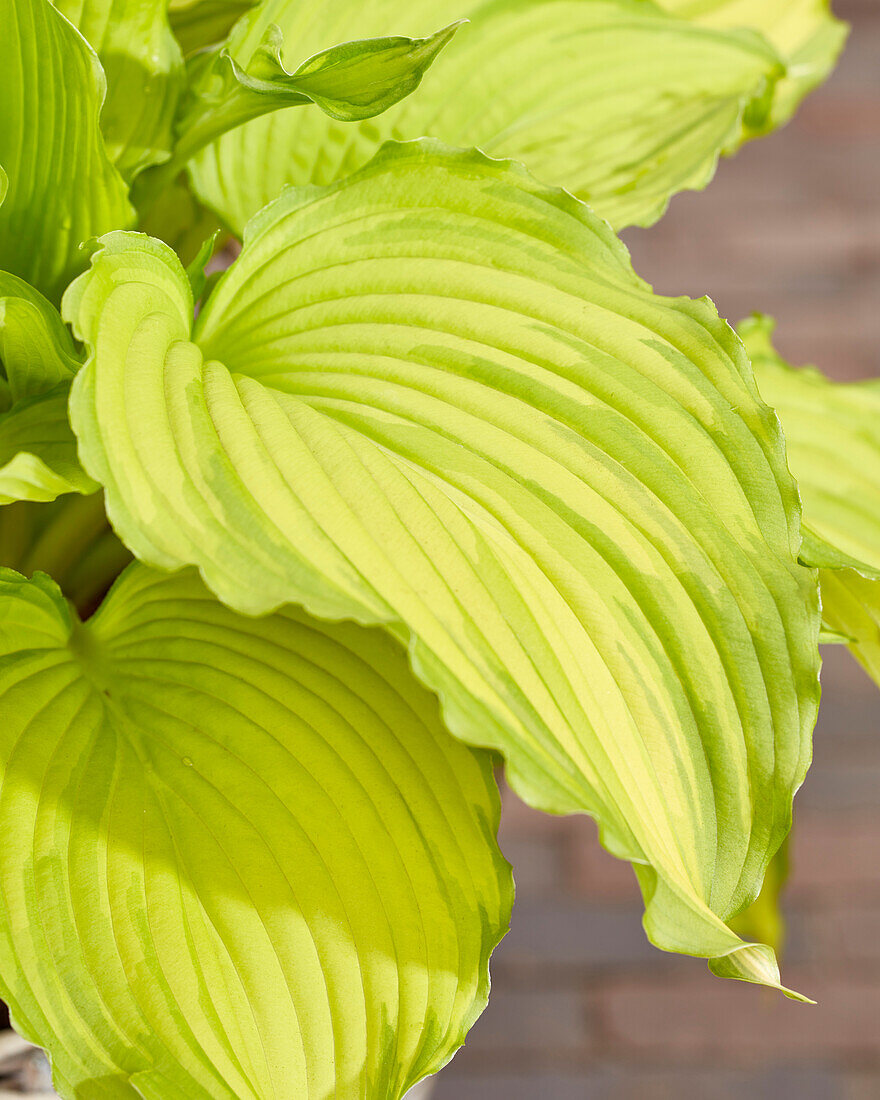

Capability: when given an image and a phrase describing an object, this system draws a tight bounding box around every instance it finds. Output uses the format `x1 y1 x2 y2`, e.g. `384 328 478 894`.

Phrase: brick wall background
433 2 880 1096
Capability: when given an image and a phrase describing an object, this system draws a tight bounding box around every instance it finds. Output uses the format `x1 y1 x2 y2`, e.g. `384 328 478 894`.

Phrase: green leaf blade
67 142 821 994
54 0 186 178
0 272 95 504
168 0 258 56
0 386 98 503
0 562 512 1098
0 0 134 302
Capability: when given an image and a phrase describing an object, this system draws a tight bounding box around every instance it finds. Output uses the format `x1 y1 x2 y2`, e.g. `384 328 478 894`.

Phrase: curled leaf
0 273 94 503
0 0 133 301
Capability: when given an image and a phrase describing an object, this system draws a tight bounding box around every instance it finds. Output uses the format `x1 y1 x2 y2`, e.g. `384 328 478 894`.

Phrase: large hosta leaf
0 273 95 503
66 142 821 992
742 315 880 688
188 0 786 237
0 0 134 301
0 562 511 1098
54 0 185 179
658 0 848 127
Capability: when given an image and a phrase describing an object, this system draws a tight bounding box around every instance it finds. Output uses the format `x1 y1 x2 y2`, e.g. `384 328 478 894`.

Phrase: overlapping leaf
742 315 880 687
658 0 848 126
66 141 821 992
0 562 511 1098
54 0 185 178
0 0 134 301
0 273 95 503
188 0 788 236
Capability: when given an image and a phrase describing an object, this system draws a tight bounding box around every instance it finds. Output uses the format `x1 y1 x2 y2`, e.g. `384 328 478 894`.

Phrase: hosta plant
0 0 871 1095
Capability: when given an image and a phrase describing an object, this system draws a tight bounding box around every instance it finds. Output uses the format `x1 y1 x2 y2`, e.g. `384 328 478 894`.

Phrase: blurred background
432 0 880 1096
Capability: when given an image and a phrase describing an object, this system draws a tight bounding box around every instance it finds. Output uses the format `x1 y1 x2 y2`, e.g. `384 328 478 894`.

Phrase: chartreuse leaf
133 19 462 211
0 561 511 1098
0 388 97 504
66 141 821 994
168 0 258 56
53 0 185 179
741 315 880 688
0 0 134 302
657 0 848 127
188 0 786 237
0 272 81 402
0 272 96 504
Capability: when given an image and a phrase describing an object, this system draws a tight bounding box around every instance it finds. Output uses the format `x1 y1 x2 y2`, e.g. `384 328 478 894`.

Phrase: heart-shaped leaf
0 562 511 1098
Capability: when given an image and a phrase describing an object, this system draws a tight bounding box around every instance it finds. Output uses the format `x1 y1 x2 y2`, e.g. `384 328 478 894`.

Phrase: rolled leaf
188 0 787 237
742 314 880 689
133 20 461 209
0 562 511 1098
0 273 95 503
0 0 134 301
0 272 82 402
657 0 848 127
0 387 97 503
54 0 185 178
66 142 821 993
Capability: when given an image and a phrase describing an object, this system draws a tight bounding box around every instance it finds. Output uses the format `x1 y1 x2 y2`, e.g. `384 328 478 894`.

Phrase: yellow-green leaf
66 142 821 995
0 562 511 1098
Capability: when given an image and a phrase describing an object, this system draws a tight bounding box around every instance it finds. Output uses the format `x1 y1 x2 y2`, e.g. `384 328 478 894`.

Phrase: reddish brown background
434 1 880 1096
